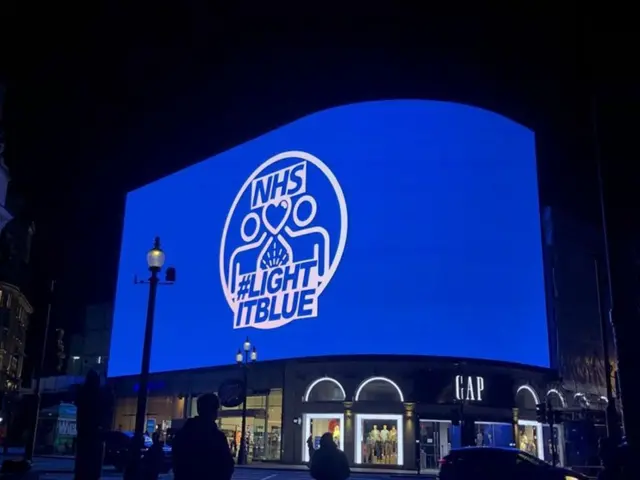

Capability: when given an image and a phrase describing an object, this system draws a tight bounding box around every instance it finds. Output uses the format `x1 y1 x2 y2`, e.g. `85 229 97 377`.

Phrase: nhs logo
220 151 348 330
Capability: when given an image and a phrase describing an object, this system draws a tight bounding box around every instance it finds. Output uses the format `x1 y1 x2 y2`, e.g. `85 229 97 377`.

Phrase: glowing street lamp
125 237 175 479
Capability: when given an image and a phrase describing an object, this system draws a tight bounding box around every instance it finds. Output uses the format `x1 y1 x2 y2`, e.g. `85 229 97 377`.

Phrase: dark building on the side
0 85 36 396
542 206 616 409
67 303 113 377
0 85 37 451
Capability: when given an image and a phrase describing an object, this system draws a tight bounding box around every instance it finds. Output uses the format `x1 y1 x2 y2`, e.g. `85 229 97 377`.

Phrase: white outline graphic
220 151 348 330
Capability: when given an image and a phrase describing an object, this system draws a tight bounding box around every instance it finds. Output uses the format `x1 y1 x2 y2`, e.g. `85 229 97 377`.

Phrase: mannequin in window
380 425 389 442
390 426 398 455
369 425 380 442
381 425 389 462
369 425 381 461
332 424 340 445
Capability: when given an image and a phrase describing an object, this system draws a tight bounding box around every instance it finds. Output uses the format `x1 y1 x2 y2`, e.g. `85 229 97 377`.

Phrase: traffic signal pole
547 400 558 467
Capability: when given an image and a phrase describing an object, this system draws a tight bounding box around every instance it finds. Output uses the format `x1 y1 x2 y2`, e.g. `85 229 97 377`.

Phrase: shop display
360 419 399 465
518 424 539 457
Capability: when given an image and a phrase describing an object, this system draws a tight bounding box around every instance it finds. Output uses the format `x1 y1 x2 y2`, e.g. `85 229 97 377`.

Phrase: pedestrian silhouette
172 393 234 480
597 437 627 480
142 432 164 480
310 432 350 480
307 433 315 463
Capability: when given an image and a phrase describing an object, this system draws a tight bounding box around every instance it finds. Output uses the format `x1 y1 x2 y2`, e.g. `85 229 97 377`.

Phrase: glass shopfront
542 424 565 466
419 421 515 469
419 420 452 470
113 396 184 433
302 413 344 462
475 422 513 448
209 389 282 461
355 414 403 466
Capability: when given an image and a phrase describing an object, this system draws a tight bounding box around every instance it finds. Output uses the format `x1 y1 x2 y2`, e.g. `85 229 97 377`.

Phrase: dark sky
2 6 637 374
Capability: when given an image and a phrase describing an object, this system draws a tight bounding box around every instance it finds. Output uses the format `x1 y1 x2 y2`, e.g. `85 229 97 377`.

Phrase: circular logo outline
219 150 349 322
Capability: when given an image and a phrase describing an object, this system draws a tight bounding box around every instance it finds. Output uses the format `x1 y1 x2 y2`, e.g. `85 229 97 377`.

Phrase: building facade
0 283 32 392
0 85 35 395
67 303 112 377
541 206 617 408
109 355 596 470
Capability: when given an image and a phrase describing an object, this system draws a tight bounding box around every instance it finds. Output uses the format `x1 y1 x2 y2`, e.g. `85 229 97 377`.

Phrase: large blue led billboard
109 100 549 377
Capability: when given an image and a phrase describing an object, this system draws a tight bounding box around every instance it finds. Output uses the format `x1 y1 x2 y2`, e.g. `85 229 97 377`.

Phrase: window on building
304 377 346 402
113 396 184 433
210 389 282 462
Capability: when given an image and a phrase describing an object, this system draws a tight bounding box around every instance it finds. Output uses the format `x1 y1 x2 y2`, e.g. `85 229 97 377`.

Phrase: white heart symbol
262 199 291 234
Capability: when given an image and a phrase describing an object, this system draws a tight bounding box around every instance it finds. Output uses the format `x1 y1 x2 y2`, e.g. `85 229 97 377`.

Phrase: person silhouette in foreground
310 432 351 480
597 437 628 480
172 393 234 480
142 431 164 480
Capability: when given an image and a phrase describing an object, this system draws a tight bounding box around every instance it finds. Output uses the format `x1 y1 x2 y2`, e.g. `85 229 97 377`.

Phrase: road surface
41 470 435 480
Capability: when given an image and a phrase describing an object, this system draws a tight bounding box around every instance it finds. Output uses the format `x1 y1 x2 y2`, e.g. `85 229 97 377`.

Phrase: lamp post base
237 442 247 465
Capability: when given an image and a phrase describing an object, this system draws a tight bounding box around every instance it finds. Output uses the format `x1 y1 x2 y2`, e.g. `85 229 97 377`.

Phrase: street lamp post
236 337 257 465
125 237 169 479
25 280 55 462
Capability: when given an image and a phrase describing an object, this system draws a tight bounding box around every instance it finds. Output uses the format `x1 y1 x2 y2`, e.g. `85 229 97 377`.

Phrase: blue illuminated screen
109 100 549 377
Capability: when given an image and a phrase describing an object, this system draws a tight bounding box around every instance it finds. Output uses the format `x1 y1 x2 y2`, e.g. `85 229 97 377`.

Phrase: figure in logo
283 195 330 280
220 151 348 331
227 212 267 301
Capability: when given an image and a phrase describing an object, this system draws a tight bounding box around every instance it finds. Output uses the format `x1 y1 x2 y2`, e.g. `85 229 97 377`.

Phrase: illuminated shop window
518 420 544 460
355 377 404 402
355 414 403 465
304 377 346 402
302 413 344 462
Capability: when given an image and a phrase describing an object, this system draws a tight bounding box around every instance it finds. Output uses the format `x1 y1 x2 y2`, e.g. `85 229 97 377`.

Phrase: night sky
2 7 637 377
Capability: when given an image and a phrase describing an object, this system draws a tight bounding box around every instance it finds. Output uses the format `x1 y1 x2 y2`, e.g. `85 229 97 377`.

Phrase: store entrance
419 420 451 470
302 413 344 462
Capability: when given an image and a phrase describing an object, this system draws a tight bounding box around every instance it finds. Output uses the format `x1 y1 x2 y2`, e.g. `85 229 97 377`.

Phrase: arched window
355 376 404 402
304 377 346 402
546 389 566 409
515 385 539 410
574 392 590 408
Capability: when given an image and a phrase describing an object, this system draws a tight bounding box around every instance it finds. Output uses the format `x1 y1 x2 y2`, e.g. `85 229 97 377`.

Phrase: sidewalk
233 463 438 476
1 450 439 477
